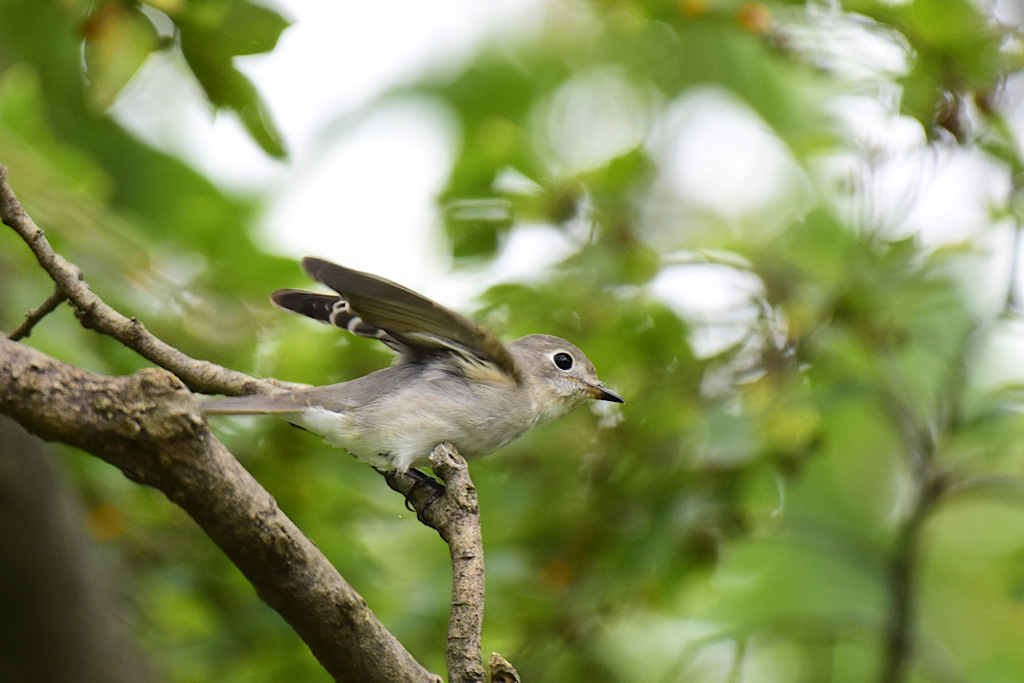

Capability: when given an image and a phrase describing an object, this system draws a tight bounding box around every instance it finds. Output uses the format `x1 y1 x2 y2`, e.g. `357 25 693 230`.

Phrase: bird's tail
202 394 304 415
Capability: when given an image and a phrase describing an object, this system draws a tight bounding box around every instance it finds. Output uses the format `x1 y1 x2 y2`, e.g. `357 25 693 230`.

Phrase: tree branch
879 470 943 683
384 446 487 683
0 337 441 683
0 163 295 397
7 288 66 341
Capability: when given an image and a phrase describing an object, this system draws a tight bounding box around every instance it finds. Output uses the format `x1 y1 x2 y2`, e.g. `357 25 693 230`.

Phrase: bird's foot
404 467 446 515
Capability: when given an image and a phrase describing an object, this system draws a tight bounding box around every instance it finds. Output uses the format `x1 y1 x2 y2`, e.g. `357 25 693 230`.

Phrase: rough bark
0 338 440 683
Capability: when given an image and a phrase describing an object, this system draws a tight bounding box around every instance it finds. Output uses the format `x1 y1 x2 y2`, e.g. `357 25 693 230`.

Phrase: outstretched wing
271 289 397 347
271 258 520 383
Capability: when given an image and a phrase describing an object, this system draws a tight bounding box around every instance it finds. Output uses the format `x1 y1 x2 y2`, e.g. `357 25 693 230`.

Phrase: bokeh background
5 0 1024 681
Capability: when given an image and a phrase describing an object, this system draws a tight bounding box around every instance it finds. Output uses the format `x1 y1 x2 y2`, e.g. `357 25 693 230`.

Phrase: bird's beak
584 381 624 403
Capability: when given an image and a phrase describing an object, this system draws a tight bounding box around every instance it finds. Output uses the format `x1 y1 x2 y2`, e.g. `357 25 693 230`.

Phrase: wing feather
294 258 520 381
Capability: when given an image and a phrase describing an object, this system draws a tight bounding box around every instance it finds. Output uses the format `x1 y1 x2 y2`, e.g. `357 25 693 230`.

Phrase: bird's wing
271 289 400 349
272 257 521 383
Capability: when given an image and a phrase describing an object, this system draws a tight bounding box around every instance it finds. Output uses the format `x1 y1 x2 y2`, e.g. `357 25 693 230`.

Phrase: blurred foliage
5 0 1024 682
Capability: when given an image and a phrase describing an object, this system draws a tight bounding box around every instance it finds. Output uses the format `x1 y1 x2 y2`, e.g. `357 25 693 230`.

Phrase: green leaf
175 0 290 57
82 2 161 110
176 0 290 157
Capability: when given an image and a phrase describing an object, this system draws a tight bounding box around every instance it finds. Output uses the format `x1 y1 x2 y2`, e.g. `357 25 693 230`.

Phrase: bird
202 257 624 476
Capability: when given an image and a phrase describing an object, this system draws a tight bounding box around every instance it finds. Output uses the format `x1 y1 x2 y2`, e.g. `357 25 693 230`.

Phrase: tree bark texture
0 337 439 683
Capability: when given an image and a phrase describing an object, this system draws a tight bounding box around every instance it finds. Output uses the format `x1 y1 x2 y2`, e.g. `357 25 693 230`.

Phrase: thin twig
0 163 295 397
873 339 944 683
7 289 66 341
1005 217 1023 314
384 444 489 683
727 637 747 683
879 471 944 683
945 474 1024 503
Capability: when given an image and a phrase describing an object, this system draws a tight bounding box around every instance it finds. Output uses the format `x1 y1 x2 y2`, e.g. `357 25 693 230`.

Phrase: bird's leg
404 468 446 510
377 467 447 524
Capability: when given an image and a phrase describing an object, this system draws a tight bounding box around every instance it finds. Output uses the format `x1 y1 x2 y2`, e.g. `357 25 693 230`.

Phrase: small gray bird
203 257 624 474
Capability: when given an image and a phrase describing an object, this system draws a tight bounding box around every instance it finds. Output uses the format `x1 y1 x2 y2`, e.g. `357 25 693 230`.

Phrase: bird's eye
553 352 573 370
